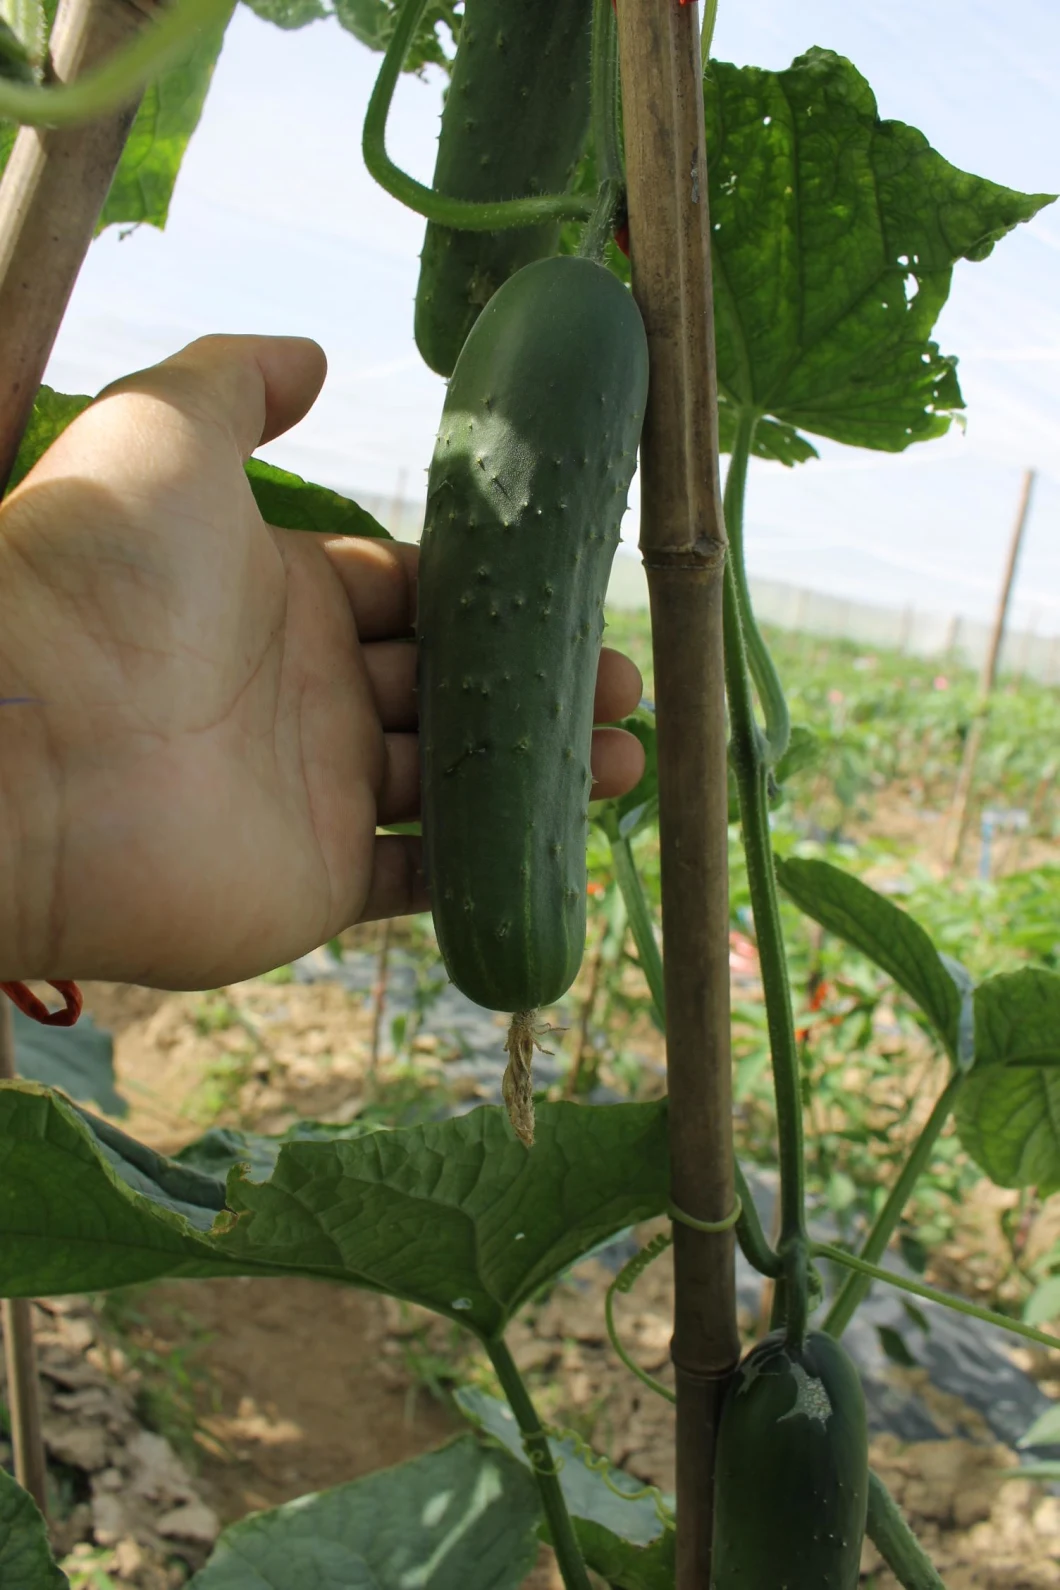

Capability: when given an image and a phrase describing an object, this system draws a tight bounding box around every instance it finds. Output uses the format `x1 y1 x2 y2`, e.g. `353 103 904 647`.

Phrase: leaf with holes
704 48 1054 452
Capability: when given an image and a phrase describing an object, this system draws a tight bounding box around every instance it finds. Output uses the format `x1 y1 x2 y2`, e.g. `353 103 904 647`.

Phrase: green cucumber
712 1329 868 1590
417 255 648 1140
414 0 593 378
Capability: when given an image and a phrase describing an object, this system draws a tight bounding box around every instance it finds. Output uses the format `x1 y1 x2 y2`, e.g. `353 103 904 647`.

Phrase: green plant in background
0 0 1057 1585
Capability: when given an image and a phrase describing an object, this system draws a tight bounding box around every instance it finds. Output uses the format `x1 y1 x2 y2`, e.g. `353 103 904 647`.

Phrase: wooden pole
949 469 1036 869
0 1001 49 1515
615 3 739 1583
0 0 156 1514
0 0 160 492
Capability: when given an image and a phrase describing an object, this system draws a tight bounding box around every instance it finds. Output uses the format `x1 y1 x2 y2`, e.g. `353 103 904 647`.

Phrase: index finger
315 534 419 640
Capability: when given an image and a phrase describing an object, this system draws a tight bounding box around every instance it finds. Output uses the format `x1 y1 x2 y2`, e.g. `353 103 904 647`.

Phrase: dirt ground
2 964 1042 1587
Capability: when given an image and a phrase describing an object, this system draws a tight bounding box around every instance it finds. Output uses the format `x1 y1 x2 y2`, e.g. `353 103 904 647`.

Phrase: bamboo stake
948 468 1036 870
615 3 739 1583
0 1000 49 1514
0 0 160 492
0 0 155 1515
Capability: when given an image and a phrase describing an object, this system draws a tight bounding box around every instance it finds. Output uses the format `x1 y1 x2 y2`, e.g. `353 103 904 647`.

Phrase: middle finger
364 641 644 733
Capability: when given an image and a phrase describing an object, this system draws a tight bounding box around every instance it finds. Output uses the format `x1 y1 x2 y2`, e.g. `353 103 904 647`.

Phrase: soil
11 828 1060 1589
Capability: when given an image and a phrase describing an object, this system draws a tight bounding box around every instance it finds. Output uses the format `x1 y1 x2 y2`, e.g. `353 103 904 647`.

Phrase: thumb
98 333 328 461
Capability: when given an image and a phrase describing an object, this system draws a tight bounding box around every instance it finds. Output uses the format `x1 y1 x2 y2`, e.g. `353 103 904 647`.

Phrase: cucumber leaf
776 856 967 1063
174 1117 383 1181
704 48 1055 453
458 1388 675 1590
955 1067 1060 1195
187 1435 540 1590
973 969 1060 1070
98 3 234 232
215 1097 669 1335
13 1005 125 1117
953 971 1060 1193
7 386 390 539
0 1467 68 1590
0 1084 668 1335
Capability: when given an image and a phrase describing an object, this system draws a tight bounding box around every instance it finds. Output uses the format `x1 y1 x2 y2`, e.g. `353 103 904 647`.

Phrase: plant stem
606 824 666 1024
813 1243 1060 1353
0 0 229 127
362 0 592 232
0 1001 47 1514
732 1158 781 1279
577 175 622 264
867 1471 949 1590
724 409 790 764
590 0 623 186
615 0 739 1581
722 556 804 1265
824 1072 964 1337
486 1337 592 1590
700 0 719 63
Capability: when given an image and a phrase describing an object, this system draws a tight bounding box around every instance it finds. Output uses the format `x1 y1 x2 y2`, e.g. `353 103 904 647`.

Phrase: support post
615 3 739 1583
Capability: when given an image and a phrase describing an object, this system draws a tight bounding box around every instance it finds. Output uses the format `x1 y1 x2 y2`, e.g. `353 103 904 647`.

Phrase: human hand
0 335 645 991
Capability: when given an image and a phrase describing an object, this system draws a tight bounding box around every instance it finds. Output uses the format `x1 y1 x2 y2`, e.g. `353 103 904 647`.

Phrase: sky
44 0 1060 632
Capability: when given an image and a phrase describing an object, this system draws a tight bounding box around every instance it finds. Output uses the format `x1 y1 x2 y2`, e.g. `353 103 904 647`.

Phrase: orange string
1 980 83 1027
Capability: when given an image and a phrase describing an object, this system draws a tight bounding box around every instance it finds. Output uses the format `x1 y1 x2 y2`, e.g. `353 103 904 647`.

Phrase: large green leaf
0 1085 235 1294
776 857 966 1062
215 1097 669 1335
0 1467 68 1590
188 1435 540 1590
98 4 233 232
973 969 1060 1069
458 1389 675 1590
13 1005 125 1117
175 1118 383 1181
705 49 1054 452
7 386 389 538
0 1085 668 1334
955 1068 1060 1195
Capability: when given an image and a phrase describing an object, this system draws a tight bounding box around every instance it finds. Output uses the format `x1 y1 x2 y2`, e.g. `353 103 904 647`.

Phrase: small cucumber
417 255 648 1138
712 1329 869 1590
414 0 593 378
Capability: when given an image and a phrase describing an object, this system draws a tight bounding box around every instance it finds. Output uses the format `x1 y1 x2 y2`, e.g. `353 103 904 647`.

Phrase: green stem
723 558 804 1261
701 0 719 65
577 177 622 264
824 1073 964 1338
724 408 790 765
867 1471 949 1590
606 825 666 1025
362 0 593 232
732 1159 781 1278
486 1337 593 1590
812 1243 1060 1354
0 0 229 127
590 0 623 186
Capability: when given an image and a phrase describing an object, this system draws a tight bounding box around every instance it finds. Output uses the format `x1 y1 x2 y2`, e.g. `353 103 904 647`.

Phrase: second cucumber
414 0 593 378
